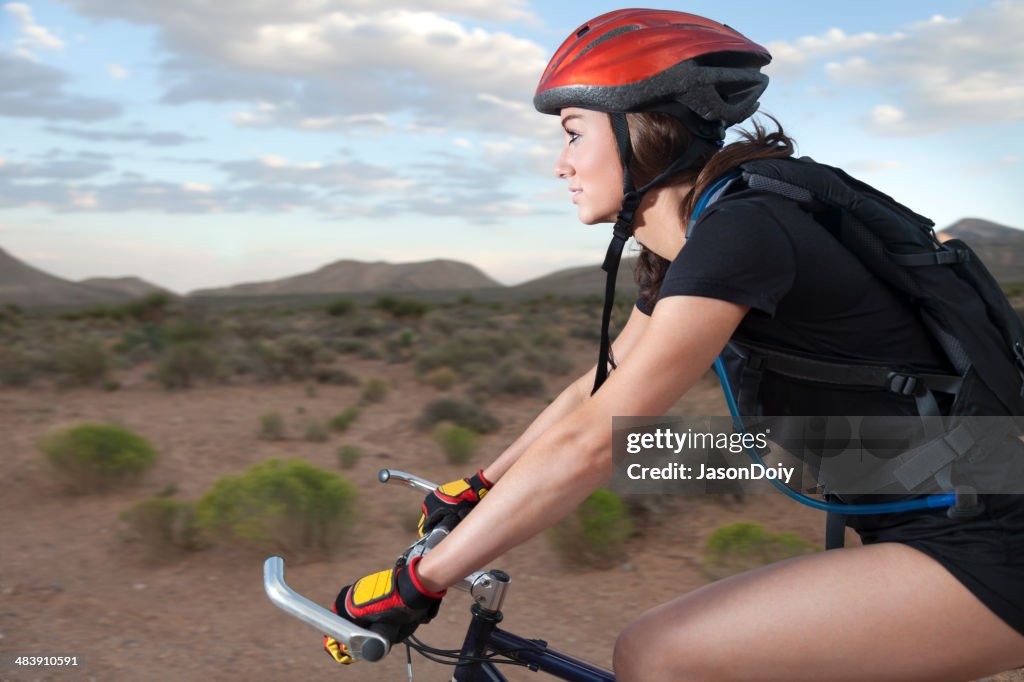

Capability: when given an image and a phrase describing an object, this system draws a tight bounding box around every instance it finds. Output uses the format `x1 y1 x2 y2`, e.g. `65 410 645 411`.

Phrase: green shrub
39 422 159 493
336 444 363 469
329 406 360 433
702 521 818 580
326 298 356 317
420 366 458 390
473 368 545 398
314 366 360 386
163 316 215 344
259 412 287 440
361 378 390 404
433 424 479 465
157 341 219 389
196 458 358 557
120 497 203 557
548 488 632 567
0 346 32 386
52 340 110 387
372 295 430 318
303 421 329 443
418 398 501 434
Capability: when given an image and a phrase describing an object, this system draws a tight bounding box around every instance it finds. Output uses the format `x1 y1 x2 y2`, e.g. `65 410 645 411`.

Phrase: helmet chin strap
591 112 718 395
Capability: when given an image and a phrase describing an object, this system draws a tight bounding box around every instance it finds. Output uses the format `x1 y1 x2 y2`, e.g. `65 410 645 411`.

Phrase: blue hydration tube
693 173 956 515
713 357 955 514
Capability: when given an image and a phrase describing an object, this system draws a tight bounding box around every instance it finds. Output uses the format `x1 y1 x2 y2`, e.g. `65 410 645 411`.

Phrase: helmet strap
591 133 717 395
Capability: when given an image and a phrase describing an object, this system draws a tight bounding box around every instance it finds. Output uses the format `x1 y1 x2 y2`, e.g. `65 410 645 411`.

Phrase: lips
570 187 582 203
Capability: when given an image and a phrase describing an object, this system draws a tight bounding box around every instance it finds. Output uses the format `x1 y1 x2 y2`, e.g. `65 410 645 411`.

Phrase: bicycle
264 468 616 681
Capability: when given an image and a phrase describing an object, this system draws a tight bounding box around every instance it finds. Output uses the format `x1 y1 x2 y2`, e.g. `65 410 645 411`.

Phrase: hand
323 556 445 664
418 469 493 537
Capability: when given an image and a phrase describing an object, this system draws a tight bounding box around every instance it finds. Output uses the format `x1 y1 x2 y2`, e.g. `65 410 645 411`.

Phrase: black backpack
698 156 1024 500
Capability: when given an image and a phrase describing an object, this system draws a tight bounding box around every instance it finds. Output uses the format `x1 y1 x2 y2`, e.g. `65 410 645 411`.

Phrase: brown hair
626 112 796 304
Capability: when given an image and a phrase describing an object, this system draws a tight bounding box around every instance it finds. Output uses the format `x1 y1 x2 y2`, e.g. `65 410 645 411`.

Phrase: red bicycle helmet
534 9 771 136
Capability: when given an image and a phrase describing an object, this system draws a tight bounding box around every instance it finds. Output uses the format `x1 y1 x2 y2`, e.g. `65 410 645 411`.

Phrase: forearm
482 367 596 482
418 409 609 591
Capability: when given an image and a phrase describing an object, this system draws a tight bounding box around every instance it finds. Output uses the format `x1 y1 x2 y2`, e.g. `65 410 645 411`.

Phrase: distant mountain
511 258 640 299
80 276 171 300
0 248 126 308
189 258 500 298
938 218 1024 283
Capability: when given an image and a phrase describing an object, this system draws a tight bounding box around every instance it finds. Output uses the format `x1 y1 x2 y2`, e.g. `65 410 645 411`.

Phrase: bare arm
418 296 749 591
482 303 652 482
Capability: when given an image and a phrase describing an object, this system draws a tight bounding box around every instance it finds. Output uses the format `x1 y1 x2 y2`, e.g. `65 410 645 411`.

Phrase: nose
553 147 573 179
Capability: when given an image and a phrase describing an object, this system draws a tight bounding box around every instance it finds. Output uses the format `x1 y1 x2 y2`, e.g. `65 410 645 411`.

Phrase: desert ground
1 298 1021 681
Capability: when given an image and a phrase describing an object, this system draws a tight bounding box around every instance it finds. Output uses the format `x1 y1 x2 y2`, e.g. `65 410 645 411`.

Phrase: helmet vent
576 25 590 38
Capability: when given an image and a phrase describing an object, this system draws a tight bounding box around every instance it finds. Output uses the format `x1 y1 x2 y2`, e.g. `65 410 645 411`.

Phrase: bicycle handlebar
263 468 511 663
263 556 390 662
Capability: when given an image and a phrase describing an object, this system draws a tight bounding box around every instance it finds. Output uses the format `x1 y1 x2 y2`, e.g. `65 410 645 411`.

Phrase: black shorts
847 494 1024 636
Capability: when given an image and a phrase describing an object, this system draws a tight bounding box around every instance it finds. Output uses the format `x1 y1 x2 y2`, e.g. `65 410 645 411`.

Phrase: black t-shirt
637 186 951 415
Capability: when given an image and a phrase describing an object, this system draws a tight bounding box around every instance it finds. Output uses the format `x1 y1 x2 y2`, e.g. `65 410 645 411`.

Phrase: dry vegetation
1 293 1021 681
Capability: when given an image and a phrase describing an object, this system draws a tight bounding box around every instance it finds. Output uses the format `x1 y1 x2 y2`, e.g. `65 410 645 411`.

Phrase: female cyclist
325 10 1024 680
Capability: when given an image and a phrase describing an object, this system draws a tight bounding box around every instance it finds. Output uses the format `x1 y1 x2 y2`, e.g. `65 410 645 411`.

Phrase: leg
613 543 1024 681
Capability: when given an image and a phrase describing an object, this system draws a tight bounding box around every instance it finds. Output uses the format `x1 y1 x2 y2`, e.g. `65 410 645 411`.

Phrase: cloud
765 27 904 76
61 1 549 138
775 2 1024 134
5 2 66 55
0 153 111 179
107 63 129 79
0 53 121 121
219 155 414 192
43 124 204 146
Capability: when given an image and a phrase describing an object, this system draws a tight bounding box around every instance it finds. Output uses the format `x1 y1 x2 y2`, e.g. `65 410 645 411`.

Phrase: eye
565 130 581 145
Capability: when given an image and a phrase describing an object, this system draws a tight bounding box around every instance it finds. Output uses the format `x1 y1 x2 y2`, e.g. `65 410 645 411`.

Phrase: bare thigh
613 542 1024 682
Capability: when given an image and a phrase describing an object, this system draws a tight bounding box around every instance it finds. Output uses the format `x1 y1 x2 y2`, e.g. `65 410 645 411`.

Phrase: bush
163 316 215 344
418 398 501 434
434 424 478 465
196 458 358 557
472 368 545 398
157 342 219 389
314 366 360 386
420 366 458 390
120 497 203 557
326 298 356 317
329 406 360 433
336 444 363 469
259 412 287 440
702 521 818 580
548 488 632 567
52 340 109 387
0 346 32 386
39 422 159 493
361 378 390 404
303 421 329 443
372 295 430 318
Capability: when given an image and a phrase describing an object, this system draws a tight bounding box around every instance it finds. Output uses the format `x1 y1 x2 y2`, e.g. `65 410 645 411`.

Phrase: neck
632 182 693 260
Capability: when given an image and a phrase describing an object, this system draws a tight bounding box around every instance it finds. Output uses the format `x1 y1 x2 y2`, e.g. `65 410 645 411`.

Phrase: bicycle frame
263 468 616 681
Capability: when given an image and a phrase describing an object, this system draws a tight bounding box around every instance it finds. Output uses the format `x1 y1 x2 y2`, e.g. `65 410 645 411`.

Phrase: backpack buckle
887 372 919 395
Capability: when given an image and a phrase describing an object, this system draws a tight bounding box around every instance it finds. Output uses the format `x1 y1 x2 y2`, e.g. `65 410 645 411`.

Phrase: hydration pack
695 156 1024 498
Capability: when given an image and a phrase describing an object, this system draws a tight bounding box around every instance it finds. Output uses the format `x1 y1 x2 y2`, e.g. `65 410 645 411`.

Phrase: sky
0 0 1021 294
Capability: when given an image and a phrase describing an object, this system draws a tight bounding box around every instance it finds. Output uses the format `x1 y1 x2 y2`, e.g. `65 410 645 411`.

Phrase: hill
80 276 172 300
939 218 1024 283
0 248 138 308
511 258 640 300
189 258 500 298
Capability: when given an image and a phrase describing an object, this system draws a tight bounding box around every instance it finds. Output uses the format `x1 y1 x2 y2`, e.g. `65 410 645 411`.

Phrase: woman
326 10 1024 680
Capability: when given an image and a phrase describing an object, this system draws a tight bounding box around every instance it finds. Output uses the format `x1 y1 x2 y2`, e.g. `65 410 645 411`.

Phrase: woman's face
553 107 624 224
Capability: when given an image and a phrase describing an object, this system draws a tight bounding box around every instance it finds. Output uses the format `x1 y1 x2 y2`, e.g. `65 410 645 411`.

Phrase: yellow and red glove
323 556 445 664
418 470 492 537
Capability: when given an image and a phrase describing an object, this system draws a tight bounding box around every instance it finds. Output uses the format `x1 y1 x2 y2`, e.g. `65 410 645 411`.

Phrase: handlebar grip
361 624 391 662
263 557 391 662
